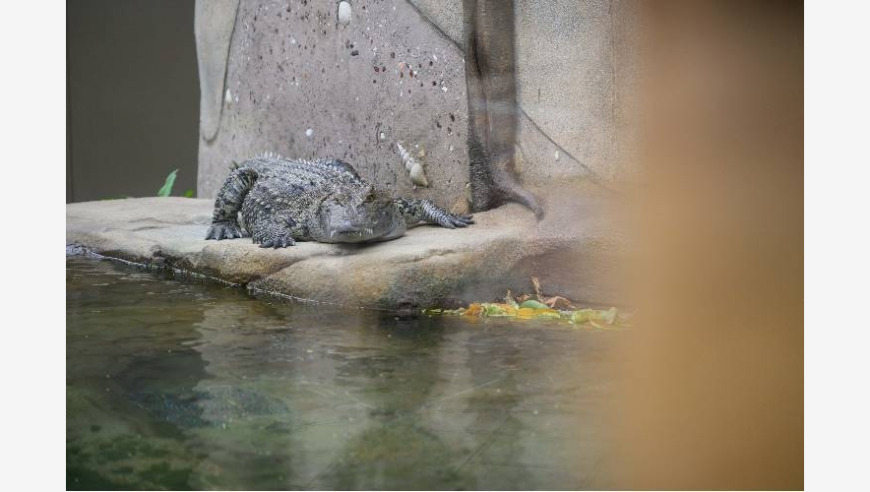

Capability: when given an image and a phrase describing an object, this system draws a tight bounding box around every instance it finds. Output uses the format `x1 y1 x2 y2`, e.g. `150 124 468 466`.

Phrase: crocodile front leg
395 198 474 229
245 209 300 249
251 223 297 248
205 166 258 240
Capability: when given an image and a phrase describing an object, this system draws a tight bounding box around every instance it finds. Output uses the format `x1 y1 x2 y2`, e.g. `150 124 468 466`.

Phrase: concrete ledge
67 196 618 310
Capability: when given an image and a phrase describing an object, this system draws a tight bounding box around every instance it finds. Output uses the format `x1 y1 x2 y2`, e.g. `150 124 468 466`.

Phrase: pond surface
67 256 619 490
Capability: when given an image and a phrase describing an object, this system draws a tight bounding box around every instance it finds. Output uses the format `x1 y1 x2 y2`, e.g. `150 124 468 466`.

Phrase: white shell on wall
337 2 352 26
397 142 429 187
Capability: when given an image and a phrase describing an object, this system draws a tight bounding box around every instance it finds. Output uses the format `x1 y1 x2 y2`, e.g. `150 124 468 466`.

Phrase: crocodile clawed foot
445 214 474 228
420 201 476 229
206 221 244 240
257 234 296 249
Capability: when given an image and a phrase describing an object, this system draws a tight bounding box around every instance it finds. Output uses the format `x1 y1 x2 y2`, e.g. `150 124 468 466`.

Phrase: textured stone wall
411 0 638 184
196 0 636 204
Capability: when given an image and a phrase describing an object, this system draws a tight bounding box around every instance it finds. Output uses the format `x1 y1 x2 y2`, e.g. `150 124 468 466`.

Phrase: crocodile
463 0 543 218
205 153 473 248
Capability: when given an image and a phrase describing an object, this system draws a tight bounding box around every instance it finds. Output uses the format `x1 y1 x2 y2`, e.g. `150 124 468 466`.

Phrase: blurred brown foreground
615 1 803 489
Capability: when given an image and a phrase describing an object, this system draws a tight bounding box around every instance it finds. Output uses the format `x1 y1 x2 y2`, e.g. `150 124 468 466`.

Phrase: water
67 257 619 490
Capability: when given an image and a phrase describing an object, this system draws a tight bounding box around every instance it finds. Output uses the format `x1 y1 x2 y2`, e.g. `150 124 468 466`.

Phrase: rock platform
67 195 620 311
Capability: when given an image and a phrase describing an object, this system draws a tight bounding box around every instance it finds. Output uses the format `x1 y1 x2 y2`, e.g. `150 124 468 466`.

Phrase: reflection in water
67 257 618 490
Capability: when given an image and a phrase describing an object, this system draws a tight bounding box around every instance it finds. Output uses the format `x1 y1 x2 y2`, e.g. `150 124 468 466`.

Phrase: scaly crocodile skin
205 153 473 248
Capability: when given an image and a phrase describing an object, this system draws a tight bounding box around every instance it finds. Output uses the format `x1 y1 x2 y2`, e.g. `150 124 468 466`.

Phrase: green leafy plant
157 169 178 197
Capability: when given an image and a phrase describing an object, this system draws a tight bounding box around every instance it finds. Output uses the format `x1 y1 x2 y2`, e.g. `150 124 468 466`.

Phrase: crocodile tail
505 182 544 219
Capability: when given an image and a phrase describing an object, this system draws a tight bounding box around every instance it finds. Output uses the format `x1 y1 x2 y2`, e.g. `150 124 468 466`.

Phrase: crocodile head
313 184 406 244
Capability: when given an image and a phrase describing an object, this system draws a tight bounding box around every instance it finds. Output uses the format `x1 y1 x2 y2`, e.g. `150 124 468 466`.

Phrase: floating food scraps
544 295 574 310
425 302 620 328
425 283 622 328
531 277 543 297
